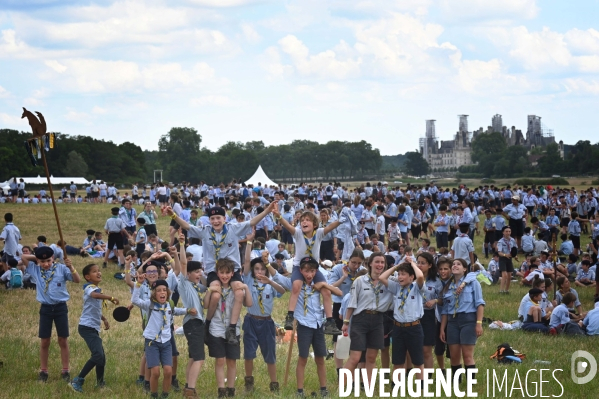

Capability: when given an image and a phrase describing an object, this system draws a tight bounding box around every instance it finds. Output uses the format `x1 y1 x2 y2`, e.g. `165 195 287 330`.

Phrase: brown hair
216 258 236 273
366 251 386 275
299 211 319 228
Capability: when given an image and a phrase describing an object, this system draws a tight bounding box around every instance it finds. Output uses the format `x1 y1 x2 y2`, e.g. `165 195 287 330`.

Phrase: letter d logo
571 350 597 384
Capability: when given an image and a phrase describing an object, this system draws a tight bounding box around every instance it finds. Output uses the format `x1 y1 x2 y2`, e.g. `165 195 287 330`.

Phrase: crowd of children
3 180 599 397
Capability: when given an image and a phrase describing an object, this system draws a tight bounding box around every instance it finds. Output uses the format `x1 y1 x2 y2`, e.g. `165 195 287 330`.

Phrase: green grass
0 203 597 398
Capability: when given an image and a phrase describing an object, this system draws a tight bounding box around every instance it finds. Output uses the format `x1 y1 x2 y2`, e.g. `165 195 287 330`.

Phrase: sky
1 0 598 155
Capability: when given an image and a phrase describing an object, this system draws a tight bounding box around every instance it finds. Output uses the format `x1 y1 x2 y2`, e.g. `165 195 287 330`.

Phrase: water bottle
533 360 551 365
336 333 351 360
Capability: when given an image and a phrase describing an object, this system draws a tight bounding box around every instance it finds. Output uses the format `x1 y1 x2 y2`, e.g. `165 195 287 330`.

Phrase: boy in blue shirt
549 293 581 335
0 212 21 273
581 301 599 335
568 212 586 256
69 264 120 392
22 246 81 382
558 233 574 256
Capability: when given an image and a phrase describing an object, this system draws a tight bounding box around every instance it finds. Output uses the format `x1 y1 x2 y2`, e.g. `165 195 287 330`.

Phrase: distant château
419 114 565 171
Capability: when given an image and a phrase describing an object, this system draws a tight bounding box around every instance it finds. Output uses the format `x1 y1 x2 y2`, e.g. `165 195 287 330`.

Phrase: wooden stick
284 319 297 386
40 146 67 259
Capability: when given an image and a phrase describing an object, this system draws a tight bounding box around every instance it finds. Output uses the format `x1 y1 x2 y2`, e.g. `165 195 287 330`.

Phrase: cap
299 256 318 266
207 207 226 217
151 279 169 290
512 195 520 201
274 253 285 260
34 246 54 260
187 261 203 272
322 260 333 268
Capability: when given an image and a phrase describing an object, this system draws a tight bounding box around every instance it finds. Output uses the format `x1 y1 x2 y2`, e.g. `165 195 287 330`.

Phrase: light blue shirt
503 204 527 220
559 241 574 255
568 220 581 236
0 223 21 256
243 273 282 316
136 227 147 244
583 308 599 335
434 215 449 233
188 221 251 274
451 235 474 263
327 264 365 303
493 215 506 231
549 304 571 328
388 280 425 323
441 276 485 315
79 284 103 331
545 215 559 228
119 207 137 228
26 261 74 304
177 275 206 324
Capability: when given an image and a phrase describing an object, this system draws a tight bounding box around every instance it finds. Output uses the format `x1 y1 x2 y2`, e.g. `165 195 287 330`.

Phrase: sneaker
136 376 145 386
61 371 71 382
95 380 106 389
244 376 254 393
38 371 49 383
269 382 280 393
226 387 235 397
284 313 294 330
171 378 181 392
183 387 198 398
323 319 342 335
150 394 159 399
226 326 239 345
69 377 84 393
320 388 330 397
296 392 305 398
218 388 228 398
143 380 151 393
161 392 170 398
102 262 107 269
549 327 557 336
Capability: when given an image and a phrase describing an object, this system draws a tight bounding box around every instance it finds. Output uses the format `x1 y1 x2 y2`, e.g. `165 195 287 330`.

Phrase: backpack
372 188 378 197
9 268 22 288
490 343 525 364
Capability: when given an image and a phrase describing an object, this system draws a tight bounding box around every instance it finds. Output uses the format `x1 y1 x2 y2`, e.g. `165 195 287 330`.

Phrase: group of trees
145 127 384 183
0 127 385 184
460 132 599 178
0 129 146 183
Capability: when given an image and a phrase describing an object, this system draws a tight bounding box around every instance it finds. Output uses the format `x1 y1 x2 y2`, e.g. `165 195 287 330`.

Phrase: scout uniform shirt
243 273 282 316
387 280 425 323
347 275 394 315
188 221 251 274
26 261 74 304
177 275 206 324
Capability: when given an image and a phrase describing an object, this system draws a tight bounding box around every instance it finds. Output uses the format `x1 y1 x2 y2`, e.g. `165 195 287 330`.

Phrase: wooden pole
551 233 557 300
284 319 297 386
40 146 67 259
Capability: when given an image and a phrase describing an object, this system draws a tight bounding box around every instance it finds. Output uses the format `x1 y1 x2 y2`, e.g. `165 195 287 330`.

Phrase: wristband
170 214 177 220
110 297 115 302
136 282 141 288
343 319 350 324
476 321 482 324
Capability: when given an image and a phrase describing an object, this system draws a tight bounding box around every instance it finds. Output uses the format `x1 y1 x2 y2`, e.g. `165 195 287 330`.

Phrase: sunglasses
146 270 158 275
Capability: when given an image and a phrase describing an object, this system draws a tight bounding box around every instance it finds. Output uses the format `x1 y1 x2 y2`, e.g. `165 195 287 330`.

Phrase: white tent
244 165 278 188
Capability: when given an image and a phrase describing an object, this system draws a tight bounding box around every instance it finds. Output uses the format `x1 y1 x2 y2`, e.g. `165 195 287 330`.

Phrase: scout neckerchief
41 263 57 293
191 281 204 301
83 283 108 310
449 277 464 317
253 281 266 314
150 300 169 344
302 283 315 315
221 287 231 321
125 207 133 223
209 225 228 259
397 283 413 313
366 275 383 308
190 218 197 226
143 210 154 224
303 231 316 258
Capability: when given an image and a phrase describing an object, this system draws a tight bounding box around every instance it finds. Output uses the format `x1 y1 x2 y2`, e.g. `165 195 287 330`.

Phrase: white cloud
92 106 107 114
44 60 67 73
563 78 599 95
186 0 262 7
64 107 92 123
241 23 261 44
42 59 220 93
564 28 599 55
275 35 361 79
190 95 235 107
438 0 538 22
0 85 10 98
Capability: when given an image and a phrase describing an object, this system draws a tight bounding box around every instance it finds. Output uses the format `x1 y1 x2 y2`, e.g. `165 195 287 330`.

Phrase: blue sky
1 0 598 155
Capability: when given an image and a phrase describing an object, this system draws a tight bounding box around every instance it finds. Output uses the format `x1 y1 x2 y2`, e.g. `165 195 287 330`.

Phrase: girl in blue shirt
440 258 485 381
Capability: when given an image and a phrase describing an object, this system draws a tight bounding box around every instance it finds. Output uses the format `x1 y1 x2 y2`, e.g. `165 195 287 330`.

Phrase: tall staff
22 107 67 258
551 233 557 300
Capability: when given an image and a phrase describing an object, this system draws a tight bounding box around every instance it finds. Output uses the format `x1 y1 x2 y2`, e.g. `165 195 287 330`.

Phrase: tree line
457 132 599 178
0 127 386 184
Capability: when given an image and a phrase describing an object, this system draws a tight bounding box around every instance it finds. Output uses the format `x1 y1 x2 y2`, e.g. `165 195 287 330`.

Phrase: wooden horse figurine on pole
22 107 67 258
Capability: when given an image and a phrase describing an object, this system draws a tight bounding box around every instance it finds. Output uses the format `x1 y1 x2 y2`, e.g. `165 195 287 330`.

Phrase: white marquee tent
244 165 278 188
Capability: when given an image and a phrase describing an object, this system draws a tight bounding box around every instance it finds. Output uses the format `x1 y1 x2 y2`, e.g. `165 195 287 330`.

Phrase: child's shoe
38 371 49 383
171 377 181 392
218 388 228 398
143 380 151 393
61 371 71 382
103 262 107 269
150 393 159 399
161 392 169 398
284 313 294 330
269 382 280 393
226 326 239 345
320 388 330 397
226 387 235 397
244 376 254 393
549 327 557 335
95 380 106 389
323 319 342 335
183 387 198 398
136 376 145 386
69 377 84 393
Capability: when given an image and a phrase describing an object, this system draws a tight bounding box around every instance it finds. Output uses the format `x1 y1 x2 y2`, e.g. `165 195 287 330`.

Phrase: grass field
1 203 598 398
